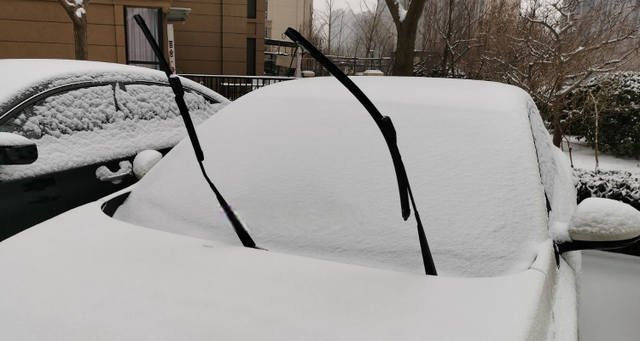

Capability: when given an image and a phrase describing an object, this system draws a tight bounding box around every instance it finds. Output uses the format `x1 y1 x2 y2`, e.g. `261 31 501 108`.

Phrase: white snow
0 112 214 181
75 8 85 18
0 76 580 339
0 60 226 116
0 132 31 147
0 78 226 182
528 101 578 243
568 197 640 241
133 150 162 179
95 160 132 184
363 70 384 76
394 0 408 22
0 199 554 340
563 136 640 172
115 77 550 278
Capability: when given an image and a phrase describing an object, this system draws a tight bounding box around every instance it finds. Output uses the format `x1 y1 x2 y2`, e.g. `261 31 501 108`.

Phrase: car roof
114 76 549 278
0 59 227 113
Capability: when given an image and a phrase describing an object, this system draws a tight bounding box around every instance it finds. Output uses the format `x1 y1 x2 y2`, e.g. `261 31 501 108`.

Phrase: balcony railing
180 74 294 101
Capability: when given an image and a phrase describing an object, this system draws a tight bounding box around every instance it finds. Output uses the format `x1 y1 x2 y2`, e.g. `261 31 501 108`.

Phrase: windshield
114 77 549 278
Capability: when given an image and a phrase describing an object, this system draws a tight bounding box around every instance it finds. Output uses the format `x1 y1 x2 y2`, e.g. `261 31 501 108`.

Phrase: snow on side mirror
0 132 38 165
133 150 163 179
558 198 640 253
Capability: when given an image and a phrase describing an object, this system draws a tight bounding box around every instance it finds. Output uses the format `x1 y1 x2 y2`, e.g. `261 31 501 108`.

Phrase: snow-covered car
0 60 228 240
1 77 639 340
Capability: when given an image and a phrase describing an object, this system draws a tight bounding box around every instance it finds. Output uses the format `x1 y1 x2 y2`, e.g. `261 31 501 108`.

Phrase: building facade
265 0 312 40
0 0 264 75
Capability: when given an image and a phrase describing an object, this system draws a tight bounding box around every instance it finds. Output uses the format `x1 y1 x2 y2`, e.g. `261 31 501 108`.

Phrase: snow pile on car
0 59 225 114
115 77 552 278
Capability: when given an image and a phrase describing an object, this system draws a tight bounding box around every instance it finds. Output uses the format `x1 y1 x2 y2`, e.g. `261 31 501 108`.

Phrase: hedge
573 168 640 255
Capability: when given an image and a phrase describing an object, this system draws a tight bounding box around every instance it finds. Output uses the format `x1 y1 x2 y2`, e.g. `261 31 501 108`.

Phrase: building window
125 7 162 70
247 0 257 19
247 38 256 75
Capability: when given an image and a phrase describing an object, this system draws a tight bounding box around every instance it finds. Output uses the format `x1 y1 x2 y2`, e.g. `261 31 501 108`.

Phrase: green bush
567 72 640 158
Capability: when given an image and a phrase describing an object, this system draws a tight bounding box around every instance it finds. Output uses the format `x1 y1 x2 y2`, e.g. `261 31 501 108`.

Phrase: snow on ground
562 136 640 172
580 250 640 341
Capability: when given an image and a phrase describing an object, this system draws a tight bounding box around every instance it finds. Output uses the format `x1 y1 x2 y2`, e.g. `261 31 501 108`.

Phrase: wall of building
266 0 312 40
171 0 264 75
0 0 263 75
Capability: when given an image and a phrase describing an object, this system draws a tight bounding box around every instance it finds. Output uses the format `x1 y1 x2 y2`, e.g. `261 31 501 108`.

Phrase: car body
0 60 228 240
1 76 616 339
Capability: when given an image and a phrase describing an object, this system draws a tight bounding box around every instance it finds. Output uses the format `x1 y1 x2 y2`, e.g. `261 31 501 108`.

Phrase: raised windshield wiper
285 28 437 276
134 14 262 250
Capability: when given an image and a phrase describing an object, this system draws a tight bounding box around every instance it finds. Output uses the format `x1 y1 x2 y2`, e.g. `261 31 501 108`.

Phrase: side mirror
0 133 38 165
558 198 640 253
132 150 162 179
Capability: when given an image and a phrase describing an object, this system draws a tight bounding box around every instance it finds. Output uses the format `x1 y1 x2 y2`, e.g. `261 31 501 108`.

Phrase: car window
0 83 221 182
0 85 117 139
115 84 216 121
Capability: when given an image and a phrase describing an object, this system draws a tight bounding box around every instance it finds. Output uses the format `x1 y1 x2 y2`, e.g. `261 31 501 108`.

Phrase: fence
180 74 294 101
301 56 393 77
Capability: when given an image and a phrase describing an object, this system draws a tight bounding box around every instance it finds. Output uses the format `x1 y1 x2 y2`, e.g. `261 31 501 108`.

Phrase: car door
0 81 221 240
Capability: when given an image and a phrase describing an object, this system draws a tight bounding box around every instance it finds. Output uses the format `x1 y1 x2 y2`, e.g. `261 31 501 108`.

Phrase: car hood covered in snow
0 77 572 340
0 196 556 340
115 77 549 278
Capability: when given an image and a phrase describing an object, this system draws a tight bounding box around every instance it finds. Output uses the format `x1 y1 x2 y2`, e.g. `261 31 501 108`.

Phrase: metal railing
180 74 294 100
301 56 393 76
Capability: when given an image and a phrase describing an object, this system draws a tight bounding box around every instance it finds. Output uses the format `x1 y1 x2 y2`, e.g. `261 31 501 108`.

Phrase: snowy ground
562 137 640 173
580 251 640 341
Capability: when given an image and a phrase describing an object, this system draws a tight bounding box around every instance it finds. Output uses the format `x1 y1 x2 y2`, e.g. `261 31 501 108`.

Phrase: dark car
0 59 228 239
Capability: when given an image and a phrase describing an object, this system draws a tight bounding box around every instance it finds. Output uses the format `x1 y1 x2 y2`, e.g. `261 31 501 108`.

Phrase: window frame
124 7 164 70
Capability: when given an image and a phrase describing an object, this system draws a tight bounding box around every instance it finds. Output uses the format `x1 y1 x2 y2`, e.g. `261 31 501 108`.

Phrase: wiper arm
285 28 436 276
134 14 261 250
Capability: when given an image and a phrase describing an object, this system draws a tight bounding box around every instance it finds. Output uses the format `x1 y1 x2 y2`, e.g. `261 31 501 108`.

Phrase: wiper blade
285 28 436 276
134 14 261 250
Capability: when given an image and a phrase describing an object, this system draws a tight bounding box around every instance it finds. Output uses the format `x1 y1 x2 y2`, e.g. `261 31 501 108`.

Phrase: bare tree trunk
386 0 428 76
58 0 90 60
394 25 418 75
73 21 88 60
589 91 600 172
552 115 563 147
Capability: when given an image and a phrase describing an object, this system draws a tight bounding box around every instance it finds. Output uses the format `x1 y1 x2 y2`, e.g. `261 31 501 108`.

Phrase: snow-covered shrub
566 72 640 158
573 168 640 209
574 167 640 255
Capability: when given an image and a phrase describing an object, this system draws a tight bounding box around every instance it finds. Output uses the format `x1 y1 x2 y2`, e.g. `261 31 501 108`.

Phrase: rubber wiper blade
134 14 261 250
285 28 436 275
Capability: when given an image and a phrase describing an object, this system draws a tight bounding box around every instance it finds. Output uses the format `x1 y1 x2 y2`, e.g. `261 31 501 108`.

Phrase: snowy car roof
0 59 226 114
115 76 549 278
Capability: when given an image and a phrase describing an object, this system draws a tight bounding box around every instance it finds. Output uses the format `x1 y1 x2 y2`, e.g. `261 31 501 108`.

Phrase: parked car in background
1 77 639 340
0 60 228 240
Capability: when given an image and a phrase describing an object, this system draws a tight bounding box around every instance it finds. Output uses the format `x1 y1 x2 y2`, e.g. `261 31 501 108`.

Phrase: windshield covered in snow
114 77 551 278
